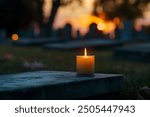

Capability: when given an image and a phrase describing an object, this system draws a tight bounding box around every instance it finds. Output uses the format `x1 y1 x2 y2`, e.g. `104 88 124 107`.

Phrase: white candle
76 48 95 76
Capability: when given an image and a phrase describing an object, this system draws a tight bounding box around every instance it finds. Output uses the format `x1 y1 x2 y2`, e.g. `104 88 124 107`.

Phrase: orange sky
42 0 126 37
42 0 150 37
43 0 96 35
43 0 95 23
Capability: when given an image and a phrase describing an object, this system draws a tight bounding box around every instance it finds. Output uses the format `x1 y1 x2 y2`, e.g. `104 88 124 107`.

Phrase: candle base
77 74 94 77
76 55 95 78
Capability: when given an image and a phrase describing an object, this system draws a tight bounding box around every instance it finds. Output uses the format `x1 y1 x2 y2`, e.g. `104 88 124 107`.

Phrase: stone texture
0 71 124 99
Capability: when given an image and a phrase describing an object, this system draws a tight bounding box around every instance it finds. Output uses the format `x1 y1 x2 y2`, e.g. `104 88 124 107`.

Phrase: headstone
86 23 106 39
63 23 72 41
114 25 121 40
134 26 149 40
120 20 134 40
76 30 81 40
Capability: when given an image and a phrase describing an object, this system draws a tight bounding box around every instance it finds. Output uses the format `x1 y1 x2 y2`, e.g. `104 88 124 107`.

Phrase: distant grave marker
44 39 125 50
114 43 150 62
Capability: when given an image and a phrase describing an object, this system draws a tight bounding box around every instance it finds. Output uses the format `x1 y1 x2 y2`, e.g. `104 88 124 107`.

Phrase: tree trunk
45 0 60 37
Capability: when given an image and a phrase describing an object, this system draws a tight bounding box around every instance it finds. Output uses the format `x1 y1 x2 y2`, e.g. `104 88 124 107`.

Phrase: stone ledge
114 43 150 62
0 71 124 99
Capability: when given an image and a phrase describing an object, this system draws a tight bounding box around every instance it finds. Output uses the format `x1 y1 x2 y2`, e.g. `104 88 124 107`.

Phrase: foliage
0 0 37 35
94 0 149 19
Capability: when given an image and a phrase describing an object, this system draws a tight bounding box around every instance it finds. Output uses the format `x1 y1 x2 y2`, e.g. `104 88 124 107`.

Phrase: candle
76 48 95 76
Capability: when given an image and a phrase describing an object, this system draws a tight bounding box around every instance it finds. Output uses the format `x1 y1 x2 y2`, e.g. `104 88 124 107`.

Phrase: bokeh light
113 17 121 25
12 34 19 41
97 22 106 31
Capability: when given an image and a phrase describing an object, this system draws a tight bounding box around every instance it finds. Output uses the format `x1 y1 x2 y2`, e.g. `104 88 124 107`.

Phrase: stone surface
44 39 125 50
0 71 124 99
114 43 150 62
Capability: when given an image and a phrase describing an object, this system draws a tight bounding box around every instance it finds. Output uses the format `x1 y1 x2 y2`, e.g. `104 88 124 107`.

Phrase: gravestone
76 30 82 40
114 43 150 62
85 23 106 39
0 71 124 100
120 20 134 40
63 23 72 41
55 24 73 42
114 25 121 40
134 27 149 40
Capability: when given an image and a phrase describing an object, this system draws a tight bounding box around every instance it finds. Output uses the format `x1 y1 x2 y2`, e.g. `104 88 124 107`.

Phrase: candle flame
84 48 87 56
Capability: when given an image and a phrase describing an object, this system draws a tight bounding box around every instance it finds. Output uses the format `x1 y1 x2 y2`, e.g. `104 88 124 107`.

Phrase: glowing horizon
43 0 96 34
42 0 150 38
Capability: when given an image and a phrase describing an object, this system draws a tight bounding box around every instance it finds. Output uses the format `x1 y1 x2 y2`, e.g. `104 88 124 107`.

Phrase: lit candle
76 48 95 76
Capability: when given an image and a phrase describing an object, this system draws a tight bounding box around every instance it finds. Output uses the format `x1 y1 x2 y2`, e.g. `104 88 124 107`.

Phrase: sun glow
43 0 117 36
43 0 52 23
78 14 116 34
97 22 106 31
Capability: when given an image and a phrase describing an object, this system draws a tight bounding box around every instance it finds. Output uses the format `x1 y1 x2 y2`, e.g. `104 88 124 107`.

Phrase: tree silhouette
1 0 149 36
0 0 82 36
0 0 36 36
43 0 82 36
93 0 149 20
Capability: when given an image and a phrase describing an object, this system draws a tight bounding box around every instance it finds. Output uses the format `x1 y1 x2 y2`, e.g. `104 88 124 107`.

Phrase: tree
0 0 36 36
93 0 149 20
43 0 82 36
0 0 83 36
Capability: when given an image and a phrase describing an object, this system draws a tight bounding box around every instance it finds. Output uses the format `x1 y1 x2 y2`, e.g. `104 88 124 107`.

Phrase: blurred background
0 0 150 99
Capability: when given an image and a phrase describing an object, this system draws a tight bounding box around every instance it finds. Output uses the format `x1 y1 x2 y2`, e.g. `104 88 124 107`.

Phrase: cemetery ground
0 45 150 99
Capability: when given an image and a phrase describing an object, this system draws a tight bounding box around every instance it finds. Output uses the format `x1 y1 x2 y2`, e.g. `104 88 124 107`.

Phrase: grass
0 45 150 99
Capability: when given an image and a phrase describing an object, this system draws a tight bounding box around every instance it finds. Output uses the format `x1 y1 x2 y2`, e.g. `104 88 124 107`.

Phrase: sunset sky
43 0 96 35
42 0 150 36
43 0 95 23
